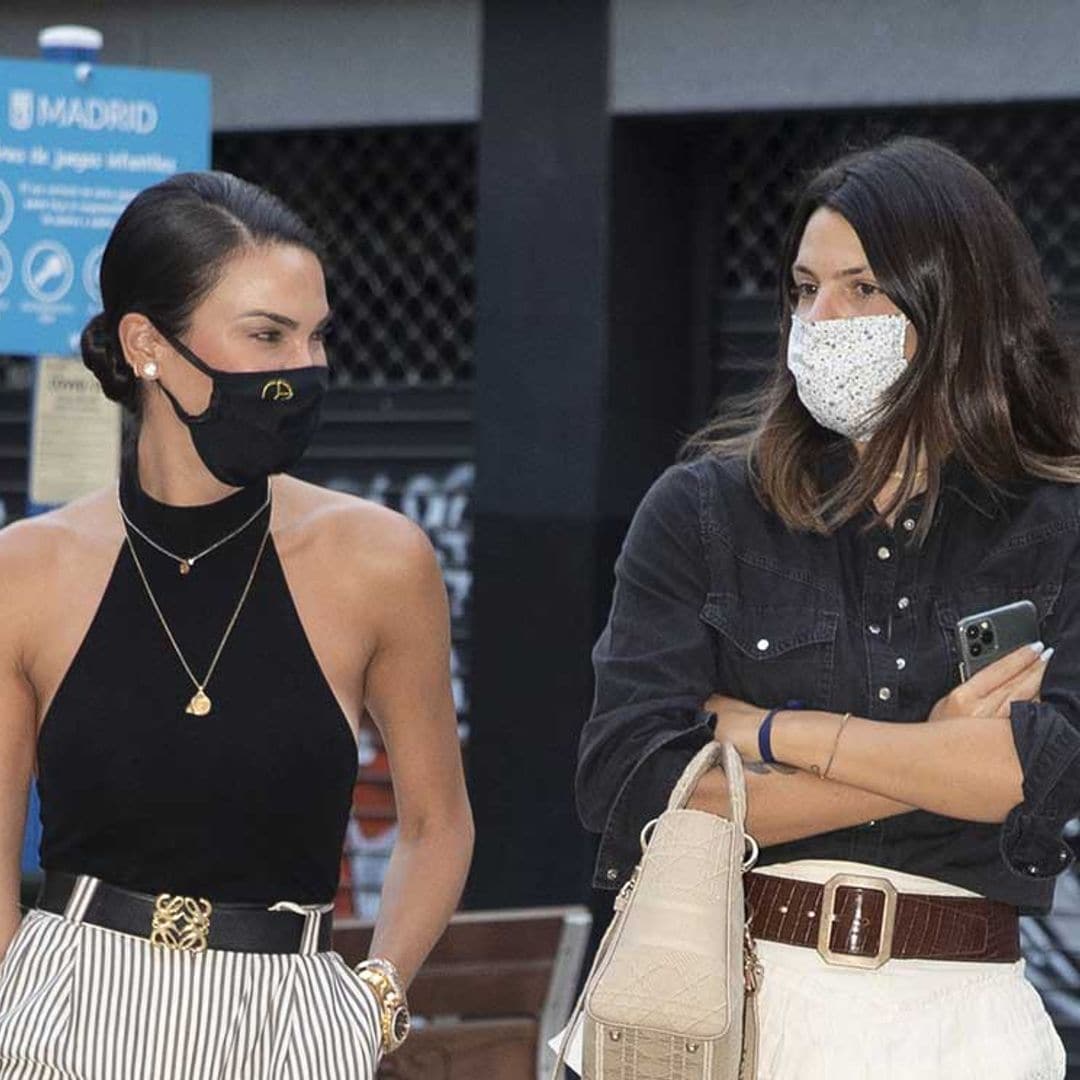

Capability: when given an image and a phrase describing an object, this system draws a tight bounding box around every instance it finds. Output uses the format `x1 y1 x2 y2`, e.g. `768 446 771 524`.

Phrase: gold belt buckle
815 873 897 970
150 893 213 953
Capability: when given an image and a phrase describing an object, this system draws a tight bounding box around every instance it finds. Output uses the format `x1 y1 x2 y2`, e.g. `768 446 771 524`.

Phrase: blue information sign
5 54 210 877
0 56 210 355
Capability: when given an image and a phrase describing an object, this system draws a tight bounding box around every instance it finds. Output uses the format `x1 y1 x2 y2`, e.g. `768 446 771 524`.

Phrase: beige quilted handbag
552 741 761 1080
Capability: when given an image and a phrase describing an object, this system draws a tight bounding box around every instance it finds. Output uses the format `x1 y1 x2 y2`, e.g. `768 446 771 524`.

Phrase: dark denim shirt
577 449 1080 914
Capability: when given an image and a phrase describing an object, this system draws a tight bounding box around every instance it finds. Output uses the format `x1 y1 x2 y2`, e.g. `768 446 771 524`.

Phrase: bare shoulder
0 487 119 620
274 475 438 588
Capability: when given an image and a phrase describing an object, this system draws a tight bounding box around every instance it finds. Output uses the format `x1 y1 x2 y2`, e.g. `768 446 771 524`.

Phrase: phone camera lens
980 629 994 645
970 642 983 657
966 625 980 640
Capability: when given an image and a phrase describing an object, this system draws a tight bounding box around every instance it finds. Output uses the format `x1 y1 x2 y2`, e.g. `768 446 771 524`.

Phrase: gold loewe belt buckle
150 893 213 953
815 873 897 970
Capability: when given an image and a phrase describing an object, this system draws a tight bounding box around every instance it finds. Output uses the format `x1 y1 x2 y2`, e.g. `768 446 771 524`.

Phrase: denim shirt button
902 518 916 532
1060 849 1070 863
896 657 907 670
605 867 619 881
878 687 892 701
877 546 892 561
756 639 769 652
897 596 910 610
868 624 881 635
1027 864 1040 875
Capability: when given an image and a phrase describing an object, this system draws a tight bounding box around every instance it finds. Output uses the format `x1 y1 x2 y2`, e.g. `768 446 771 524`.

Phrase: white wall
1 0 480 130
612 0 1080 114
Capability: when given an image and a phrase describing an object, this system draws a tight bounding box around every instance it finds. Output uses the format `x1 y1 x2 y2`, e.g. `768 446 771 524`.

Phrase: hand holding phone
955 600 1041 682
929 637 1050 723
927 598 1051 724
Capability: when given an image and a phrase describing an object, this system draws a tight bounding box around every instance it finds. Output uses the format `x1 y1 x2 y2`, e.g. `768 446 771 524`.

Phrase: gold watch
353 958 411 1054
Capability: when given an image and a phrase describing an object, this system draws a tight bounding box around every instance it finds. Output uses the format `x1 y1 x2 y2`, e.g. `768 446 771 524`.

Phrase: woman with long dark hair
576 137 1076 1077
0 172 473 1078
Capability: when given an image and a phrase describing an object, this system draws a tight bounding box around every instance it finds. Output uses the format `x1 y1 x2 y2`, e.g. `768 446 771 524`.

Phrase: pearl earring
141 361 159 380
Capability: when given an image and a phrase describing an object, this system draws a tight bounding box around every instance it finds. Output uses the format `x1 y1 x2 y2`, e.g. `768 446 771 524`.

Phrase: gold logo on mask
261 379 294 402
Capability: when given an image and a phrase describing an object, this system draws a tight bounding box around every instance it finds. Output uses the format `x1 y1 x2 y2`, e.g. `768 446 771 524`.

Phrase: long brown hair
684 136 1080 542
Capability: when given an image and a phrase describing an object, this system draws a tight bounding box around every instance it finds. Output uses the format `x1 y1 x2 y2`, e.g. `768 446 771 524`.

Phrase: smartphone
955 599 1040 682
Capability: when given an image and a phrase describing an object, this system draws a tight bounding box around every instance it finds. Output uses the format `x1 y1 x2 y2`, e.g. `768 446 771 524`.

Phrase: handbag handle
666 740 747 828
549 741 754 1079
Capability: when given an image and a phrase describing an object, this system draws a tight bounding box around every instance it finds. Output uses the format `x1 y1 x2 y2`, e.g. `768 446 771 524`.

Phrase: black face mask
153 330 329 488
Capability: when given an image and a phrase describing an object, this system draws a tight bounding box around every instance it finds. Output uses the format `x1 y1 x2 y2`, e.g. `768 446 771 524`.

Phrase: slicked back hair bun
80 311 137 409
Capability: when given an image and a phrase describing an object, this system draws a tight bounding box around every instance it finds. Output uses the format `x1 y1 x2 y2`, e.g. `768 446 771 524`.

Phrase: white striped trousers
0 877 382 1079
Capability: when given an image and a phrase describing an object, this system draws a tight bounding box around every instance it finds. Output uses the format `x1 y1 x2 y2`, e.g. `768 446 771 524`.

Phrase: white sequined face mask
786 313 909 442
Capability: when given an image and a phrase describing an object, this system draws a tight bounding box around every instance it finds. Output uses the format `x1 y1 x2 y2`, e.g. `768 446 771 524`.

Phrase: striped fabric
0 877 382 1079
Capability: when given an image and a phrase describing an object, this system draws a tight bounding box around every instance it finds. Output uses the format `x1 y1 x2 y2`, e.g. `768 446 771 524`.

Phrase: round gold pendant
179 560 192 576
186 690 212 716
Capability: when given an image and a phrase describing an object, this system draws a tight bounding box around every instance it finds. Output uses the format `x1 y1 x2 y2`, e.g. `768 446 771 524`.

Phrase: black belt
37 871 334 955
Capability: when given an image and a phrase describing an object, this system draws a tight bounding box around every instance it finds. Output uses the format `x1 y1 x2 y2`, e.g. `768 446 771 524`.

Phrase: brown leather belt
746 870 1019 969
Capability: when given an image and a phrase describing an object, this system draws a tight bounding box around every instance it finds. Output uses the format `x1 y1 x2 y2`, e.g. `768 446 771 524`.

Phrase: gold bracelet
810 712 851 780
353 957 411 1054
360 955 407 999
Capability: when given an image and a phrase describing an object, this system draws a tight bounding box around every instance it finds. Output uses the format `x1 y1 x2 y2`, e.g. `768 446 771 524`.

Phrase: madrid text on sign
0 56 210 356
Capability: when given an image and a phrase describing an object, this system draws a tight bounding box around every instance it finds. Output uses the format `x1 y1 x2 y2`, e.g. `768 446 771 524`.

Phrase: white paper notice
29 355 121 506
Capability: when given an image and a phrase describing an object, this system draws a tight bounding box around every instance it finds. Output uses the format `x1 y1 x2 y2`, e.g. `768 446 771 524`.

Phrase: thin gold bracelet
810 712 852 780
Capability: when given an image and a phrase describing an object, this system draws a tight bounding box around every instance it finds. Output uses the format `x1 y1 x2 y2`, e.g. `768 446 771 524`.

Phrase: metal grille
213 127 476 388
710 103 1080 304
211 126 477 918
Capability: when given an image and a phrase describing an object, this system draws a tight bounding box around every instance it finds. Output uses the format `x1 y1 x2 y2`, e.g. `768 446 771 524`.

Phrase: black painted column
468 2 697 907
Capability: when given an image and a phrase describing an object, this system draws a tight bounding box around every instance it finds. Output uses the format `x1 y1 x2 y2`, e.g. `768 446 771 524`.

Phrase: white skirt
552 860 1067 1080
0 889 382 1079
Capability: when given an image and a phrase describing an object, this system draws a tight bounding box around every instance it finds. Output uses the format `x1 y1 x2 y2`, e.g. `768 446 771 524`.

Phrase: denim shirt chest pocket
933 580 1063 683
700 593 840 710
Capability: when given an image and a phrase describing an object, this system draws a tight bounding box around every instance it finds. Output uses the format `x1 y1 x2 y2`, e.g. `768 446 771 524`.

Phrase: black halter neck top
35 457 359 904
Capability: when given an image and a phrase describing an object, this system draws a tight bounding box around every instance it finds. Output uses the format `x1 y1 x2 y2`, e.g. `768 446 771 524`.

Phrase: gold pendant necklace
122 483 273 716
188 690 213 717
117 485 270 576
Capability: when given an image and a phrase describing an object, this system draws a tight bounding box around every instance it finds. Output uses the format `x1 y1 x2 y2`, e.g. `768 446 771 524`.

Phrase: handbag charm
552 742 761 1080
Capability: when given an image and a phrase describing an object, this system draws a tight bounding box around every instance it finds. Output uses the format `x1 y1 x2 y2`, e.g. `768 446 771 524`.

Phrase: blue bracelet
757 700 804 765
758 709 781 764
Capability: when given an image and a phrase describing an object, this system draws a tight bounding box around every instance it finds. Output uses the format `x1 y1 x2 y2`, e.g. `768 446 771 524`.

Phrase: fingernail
1041 647 1055 663
1029 641 1046 654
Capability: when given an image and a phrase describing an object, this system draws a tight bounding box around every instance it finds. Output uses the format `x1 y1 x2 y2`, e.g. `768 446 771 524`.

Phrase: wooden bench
334 906 591 1080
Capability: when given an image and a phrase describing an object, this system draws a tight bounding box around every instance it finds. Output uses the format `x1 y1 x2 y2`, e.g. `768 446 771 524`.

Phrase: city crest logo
8 90 33 132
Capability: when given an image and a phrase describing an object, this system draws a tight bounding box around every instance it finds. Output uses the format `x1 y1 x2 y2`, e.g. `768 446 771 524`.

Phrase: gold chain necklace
122 488 272 717
117 486 270 576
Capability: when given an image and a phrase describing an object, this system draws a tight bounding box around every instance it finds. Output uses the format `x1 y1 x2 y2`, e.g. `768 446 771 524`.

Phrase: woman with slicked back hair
573 138 1075 1076
0 171 473 1078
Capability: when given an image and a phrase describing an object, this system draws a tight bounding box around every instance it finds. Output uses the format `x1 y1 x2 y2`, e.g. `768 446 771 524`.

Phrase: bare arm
773 710 1022 822
689 689 914 844
687 764 913 846
0 530 39 963
711 645 1047 825
362 520 474 986
769 645 1050 822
